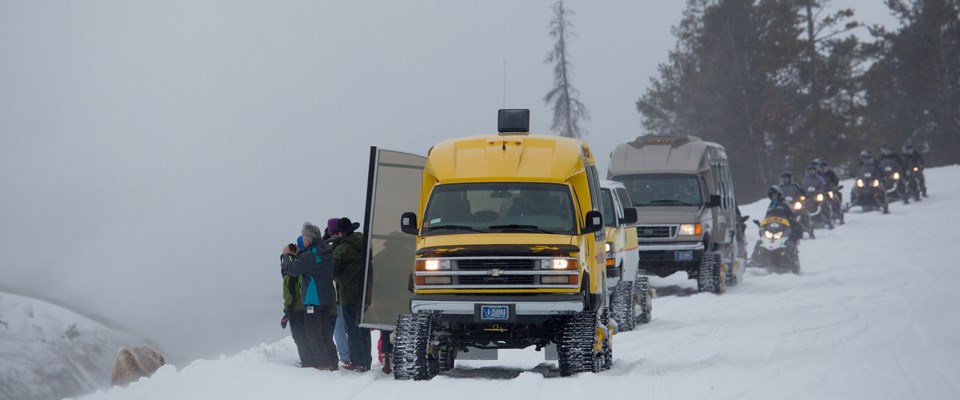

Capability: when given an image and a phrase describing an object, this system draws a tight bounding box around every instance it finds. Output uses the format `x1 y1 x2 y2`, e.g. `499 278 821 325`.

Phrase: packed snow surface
76 167 960 400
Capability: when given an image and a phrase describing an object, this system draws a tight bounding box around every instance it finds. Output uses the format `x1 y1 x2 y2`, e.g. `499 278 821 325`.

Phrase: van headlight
893 172 900 180
816 193 824 202
604 243 611 253
416 259 451 271
828 191 834 199
793 201 803 210
914 166 919 172
540 259 577 270
679 223 702 236
872 179 880 187
857 179 864 188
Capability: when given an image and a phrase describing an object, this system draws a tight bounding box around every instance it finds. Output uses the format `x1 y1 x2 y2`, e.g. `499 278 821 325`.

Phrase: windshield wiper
488 224 555 234
426 225 483 233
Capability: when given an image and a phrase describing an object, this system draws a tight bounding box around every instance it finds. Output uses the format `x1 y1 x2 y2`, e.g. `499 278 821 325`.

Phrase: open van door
359 147 425 330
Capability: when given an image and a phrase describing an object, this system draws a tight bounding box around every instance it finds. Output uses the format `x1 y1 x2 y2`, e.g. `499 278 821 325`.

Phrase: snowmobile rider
879 144 906 177
901 142 927 197
858 149 882 178
778 171 805 202
818 161 844 225
765 185 802 245
800 164 827 194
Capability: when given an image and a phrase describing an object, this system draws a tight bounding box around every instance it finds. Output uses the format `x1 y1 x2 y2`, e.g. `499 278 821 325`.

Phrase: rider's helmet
804 164 818 177
768 185 783 201
818 161 830 173
880 143 895 156
901 142 914 154
779 171 793 186
860 149 873 162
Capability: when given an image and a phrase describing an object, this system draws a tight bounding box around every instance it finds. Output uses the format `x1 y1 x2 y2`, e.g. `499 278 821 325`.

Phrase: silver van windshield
617 174 702 207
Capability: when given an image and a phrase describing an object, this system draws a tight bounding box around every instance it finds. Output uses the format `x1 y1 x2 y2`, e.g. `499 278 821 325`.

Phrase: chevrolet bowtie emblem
487 269 505 277
530 245 560 252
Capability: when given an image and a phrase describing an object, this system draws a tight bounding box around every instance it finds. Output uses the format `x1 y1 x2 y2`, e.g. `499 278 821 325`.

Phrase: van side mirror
582 211 603 234
400 212 419 235
622 207 638 224
706 194 722 208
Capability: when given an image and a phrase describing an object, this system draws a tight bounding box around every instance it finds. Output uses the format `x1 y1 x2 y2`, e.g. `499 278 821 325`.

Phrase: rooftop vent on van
498 109 530 135
629 135 700 148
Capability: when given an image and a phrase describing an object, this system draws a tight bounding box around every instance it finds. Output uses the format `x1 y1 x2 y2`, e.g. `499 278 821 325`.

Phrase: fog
0 1 893 362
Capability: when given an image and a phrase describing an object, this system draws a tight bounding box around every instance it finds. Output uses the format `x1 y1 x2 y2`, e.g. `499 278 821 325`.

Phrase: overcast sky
0 1 897 362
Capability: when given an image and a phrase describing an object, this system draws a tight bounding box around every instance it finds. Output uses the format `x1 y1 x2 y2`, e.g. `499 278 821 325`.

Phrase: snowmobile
802 185 834 231
878 158 909 204
748 216 799 274
902 165 923 202
825 185 845 226
848 170 888 214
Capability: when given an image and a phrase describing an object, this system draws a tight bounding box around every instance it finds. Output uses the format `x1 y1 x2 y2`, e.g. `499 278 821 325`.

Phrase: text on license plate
675 250 693 261
480 305 510 321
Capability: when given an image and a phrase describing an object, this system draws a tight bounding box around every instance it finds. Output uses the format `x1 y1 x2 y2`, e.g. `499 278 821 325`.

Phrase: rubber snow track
78 167 960 400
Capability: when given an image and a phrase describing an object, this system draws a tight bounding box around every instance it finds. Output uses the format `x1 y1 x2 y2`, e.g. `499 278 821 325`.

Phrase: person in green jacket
282 238 312 368
328 217 372 371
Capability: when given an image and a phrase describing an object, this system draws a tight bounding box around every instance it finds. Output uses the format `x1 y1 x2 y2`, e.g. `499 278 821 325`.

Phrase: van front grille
637 225 678 239
456 259 536 270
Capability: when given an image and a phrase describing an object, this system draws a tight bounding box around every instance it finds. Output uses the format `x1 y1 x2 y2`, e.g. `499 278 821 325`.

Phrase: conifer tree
544 0 589 138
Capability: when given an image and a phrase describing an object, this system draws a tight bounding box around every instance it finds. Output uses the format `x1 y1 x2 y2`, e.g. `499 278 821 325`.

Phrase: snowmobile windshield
421 182 577 236
617 174 703 207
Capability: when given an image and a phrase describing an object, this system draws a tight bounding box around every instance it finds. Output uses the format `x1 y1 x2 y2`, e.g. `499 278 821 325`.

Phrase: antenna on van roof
502 56 507 108
498 109 529 134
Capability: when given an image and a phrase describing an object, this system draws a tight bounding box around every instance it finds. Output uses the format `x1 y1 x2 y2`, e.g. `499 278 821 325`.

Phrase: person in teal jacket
282 222 338 370
281 238 311 367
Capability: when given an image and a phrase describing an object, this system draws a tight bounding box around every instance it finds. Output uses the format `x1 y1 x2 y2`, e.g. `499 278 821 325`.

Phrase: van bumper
410 294 584 315
637 242 705 277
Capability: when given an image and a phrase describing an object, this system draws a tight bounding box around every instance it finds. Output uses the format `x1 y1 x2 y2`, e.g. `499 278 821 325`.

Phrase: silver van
607 135 744 293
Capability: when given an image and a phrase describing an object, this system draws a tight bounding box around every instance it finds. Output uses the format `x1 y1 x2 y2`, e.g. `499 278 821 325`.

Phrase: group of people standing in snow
279 218 387 373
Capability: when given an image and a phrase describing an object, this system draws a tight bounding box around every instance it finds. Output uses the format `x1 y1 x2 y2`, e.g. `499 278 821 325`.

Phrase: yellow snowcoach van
608 135 744 294
599 179 652 331
365 109 612 380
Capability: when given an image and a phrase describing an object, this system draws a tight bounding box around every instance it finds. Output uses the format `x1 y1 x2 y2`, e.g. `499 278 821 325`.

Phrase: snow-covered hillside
0 292 146 400
75 166 960 400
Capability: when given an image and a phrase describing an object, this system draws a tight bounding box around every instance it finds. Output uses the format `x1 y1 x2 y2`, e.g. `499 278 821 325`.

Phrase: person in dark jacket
858 149 881 177
329 217 372 371
766 186 801 243
281 238 311 368
282 222 338 370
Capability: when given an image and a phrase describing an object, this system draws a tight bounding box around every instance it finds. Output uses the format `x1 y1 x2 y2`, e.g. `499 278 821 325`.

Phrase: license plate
675 251 693 261
480 305 510 321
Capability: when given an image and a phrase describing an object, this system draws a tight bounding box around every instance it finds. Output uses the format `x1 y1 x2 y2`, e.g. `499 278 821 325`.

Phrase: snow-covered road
76 166 960 400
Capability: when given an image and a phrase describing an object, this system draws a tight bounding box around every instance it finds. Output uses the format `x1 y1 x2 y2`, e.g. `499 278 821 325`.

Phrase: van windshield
617 174 703 207
601 188 617 227
422 183 577 236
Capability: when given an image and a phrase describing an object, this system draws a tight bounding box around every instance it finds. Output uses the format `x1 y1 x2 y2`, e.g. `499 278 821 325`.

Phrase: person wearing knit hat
329 217 371 371
282 221 339 370
327 219 351 367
